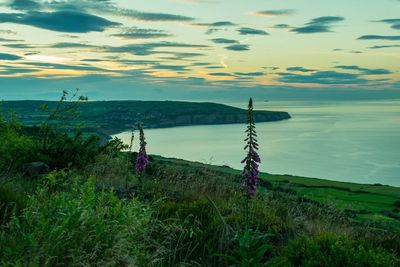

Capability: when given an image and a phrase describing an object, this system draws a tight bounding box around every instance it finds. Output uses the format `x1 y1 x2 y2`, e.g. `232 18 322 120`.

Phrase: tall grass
0 173 151 266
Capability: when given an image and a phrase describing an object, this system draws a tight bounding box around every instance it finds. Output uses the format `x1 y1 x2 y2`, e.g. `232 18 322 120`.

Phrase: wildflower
135 123 149 172
242 98 260 197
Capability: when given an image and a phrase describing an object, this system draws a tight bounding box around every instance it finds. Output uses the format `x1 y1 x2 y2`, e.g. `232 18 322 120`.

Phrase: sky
0 0 400 101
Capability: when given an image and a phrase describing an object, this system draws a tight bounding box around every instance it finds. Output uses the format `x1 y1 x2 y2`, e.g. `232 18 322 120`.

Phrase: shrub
0 123 38 172
0 174 151 266
269 233 399 267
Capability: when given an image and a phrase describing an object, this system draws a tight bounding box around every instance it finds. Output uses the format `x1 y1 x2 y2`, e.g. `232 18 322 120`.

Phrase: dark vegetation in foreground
1 98 399 266
1 99 290 140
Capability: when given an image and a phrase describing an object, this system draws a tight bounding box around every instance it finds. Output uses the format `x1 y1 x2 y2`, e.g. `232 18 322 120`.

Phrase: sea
114 100 400 187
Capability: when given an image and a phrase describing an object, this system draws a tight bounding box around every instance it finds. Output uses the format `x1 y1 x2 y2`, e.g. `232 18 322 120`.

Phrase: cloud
194 21 236 27
81 59 104 62
292 16 345 34
193 21 237 34
206 65 224 69
210 38 238 44
21 61 112 73
377 19 400 30
255 9 295 16
368 44 400 49
9 0 41 10
358 35 400 41
0 11 120 33
152 64 188 71
278 70 368 85
234 72 265 76
271 24 292 29
161 52 204 60
34 0 195 22
0 30 17 34
208 72 234 76
0 66 40 75
105 41 209 56
114 59 160 65
224 44 250 51
117 10 194 21
238 27 269 35
2 43 36 48
0 53 22 60
111 27 172 39
0 37 23 42
287 67 316 72
49 42 99 49
335 65 392 75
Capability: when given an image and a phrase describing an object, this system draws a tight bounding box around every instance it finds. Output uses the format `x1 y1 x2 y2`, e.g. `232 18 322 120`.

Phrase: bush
0 174 151 266
38 132 101 170
269 233 399 267
0 123 38 172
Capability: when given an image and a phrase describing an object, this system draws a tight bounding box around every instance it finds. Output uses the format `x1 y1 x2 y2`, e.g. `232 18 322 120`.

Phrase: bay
115 100 400 187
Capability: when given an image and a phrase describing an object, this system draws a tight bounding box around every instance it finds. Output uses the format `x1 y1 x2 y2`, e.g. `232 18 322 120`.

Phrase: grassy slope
153 155 400 229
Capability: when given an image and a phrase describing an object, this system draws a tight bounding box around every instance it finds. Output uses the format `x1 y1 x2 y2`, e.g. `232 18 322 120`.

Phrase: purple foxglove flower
241 98 261 197
135 123 149 173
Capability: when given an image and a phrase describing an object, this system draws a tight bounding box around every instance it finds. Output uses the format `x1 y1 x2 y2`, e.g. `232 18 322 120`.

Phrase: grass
153 155 400 230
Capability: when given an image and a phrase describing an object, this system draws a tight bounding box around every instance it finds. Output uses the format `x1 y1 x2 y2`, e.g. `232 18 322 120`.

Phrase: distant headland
1 100 291 139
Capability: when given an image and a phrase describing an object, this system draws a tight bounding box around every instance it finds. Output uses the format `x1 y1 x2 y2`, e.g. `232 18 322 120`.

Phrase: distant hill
1 100 291 137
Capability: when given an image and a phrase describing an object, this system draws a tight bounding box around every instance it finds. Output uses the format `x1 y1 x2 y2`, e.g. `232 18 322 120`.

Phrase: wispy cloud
224 44 250 51
234 72 265 76
358 35 400 41
8 0 41 10
377 19 400 30
0 53 22 60
210 38 238 44
48 42 99 49
0 11 120 33
238 27 269 35
193 21 237 34
2 43 35 49
368 44 400 49
278 70 367 85
105 41 209 56
255 9 296 16
287 67 316 72
292 16 345 34
111 27 172 39
335 65 392 75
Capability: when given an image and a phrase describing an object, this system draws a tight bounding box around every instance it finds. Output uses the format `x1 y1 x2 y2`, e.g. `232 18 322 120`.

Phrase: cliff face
142 111 291 129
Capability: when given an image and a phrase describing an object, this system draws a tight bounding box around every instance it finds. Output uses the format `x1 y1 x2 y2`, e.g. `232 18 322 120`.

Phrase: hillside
1 114 399 266
1 100 291 136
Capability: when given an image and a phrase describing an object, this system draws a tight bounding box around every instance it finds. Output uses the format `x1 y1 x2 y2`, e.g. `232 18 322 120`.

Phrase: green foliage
0 173 151 266
0 181 26 225
0 115 38 172
270 233 400 267
223 229 271 267
39 131 101 170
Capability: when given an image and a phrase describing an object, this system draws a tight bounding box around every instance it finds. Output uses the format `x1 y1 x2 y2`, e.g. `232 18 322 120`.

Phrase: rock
22 162 50 177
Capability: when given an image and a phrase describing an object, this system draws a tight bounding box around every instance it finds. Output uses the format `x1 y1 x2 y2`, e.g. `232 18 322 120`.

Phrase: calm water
115 100 400 187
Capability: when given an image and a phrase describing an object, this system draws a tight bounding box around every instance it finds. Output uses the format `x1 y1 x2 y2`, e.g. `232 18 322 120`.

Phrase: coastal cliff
1 100 291 136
